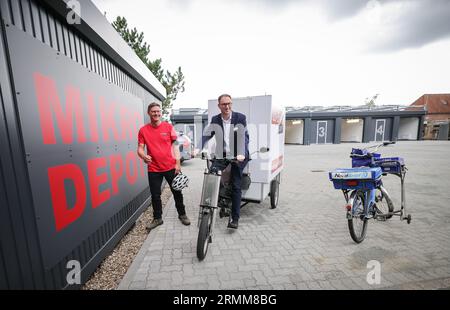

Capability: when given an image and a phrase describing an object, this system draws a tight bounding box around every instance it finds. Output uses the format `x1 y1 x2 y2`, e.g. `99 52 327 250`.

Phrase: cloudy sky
92 0 450 109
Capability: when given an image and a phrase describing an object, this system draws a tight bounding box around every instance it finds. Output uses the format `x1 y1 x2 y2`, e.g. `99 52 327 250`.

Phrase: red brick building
411 94 450 140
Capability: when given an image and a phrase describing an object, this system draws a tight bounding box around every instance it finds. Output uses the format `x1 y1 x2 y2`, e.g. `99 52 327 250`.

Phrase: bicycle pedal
366 213 375 219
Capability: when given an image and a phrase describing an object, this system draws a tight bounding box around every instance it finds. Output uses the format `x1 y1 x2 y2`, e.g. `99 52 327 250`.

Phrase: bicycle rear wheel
270 178 280 209
374 186 393 219
348 190 368 243
197 211 212 261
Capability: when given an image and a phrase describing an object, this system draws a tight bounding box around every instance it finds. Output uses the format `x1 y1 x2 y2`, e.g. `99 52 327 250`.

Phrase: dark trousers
211 159 249 221
148 169 186 220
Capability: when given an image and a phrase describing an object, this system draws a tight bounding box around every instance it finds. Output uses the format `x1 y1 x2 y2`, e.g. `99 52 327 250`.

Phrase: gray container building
0 0 165 289
171 104 426 149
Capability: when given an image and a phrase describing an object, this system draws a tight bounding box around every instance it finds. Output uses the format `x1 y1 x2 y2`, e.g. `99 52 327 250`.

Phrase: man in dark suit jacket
202 94 249 229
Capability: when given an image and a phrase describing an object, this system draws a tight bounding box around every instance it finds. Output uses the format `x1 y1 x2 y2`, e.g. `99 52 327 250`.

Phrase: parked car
177 132 194 163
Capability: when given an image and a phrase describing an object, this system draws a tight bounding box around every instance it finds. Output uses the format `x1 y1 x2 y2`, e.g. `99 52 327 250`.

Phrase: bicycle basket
350 148 381 167
329 167 382 190
374 157 405 174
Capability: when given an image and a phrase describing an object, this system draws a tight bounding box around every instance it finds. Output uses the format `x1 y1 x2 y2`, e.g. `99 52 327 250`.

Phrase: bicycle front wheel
348 191 368 243
197 211 212 261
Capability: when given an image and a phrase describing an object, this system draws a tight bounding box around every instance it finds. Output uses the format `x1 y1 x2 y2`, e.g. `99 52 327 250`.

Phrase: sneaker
227 219 238 229
178 214 191 226
146 218 163 231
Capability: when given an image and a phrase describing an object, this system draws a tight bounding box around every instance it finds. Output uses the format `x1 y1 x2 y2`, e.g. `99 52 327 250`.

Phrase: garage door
311 120 334 144
373 118 393 142
398 118 419 140
285 120 304 144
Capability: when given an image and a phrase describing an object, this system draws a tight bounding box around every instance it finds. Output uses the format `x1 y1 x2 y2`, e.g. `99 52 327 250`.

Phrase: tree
112 16 185 116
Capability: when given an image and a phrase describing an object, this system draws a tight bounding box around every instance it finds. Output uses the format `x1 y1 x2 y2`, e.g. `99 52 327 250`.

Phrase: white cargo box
207 95 285 202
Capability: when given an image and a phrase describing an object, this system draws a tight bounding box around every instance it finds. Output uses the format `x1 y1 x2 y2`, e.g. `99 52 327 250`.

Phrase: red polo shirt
138 122 177 172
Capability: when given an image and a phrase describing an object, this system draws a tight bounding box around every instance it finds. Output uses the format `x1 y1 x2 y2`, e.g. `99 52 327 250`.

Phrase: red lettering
110 154 123 194
136 111 144 130
99 97 119 142
119 106 143 142
34 72 85 144
119 105 130 141
67 85 87 143
48 164 86 231
133 111 143 141
86 93 99 142
87 157 110 208
125 151 138 185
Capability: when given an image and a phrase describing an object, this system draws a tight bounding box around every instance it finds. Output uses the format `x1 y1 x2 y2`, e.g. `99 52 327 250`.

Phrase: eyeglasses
219 103 232 107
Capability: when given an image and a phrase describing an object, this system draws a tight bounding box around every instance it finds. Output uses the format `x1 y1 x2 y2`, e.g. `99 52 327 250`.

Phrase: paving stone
119 143 450 290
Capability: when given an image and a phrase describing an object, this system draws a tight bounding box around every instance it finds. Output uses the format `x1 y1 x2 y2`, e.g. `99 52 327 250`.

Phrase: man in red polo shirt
137 102 190 230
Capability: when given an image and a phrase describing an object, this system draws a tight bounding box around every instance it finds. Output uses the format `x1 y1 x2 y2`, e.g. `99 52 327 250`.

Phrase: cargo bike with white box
196 95 285 260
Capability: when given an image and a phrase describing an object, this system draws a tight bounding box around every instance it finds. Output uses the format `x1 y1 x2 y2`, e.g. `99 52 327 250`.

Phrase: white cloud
92 0 450 109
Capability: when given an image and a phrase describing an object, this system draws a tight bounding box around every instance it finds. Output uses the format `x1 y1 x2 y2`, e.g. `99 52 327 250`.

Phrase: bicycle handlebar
353 141 396 154
201 147 269 160
201 153 239 161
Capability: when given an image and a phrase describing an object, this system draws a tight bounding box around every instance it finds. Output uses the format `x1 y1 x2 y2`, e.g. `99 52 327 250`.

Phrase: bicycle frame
342 185 377 220
197 169 221 228
196 157 245 259
330 141 411 243
196 148 273 259
350 142 409 221
362 190 376 218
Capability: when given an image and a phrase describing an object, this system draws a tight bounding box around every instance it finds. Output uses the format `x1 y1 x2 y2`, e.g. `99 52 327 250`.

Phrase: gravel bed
82 186 172 290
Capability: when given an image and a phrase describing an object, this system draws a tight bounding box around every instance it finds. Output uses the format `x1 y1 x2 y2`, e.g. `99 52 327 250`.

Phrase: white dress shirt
222 112 232 153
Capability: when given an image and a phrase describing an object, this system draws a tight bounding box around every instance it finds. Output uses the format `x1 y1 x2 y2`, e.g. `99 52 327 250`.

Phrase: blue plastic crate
329 167 382 190
351 153 381 168
374 157 404 174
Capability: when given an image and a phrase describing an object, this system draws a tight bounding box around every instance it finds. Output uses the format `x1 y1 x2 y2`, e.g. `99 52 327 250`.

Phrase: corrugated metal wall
1 0 146 100
0 0 159 289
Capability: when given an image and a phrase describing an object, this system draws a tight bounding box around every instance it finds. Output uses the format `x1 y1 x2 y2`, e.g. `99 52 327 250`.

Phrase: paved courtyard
119 141 450 290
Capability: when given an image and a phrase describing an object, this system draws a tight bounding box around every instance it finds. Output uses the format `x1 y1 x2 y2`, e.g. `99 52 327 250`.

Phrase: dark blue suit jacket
202 111 250 160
